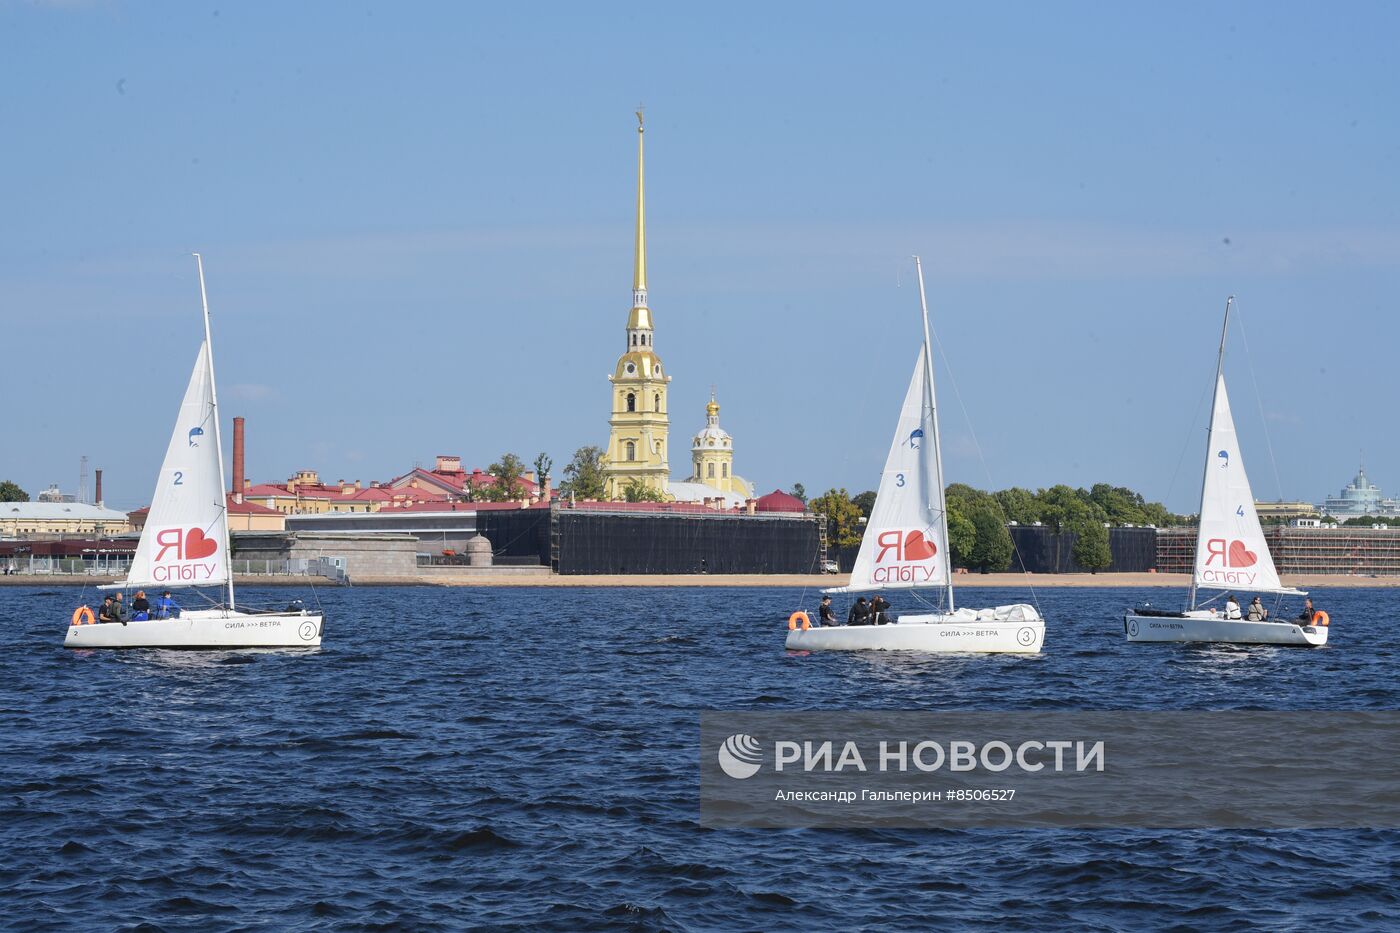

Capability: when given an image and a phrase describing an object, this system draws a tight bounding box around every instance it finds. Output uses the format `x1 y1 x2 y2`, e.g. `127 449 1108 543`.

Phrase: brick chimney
232 416 245 504
94 469 103 507
542 475 552 504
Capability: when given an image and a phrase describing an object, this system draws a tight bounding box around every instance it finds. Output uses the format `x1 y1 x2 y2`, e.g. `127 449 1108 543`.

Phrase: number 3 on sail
785 257 1044 654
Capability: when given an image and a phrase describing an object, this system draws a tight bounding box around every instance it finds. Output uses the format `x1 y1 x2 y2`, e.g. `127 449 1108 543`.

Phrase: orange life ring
788 611 811 631
71 605 95 626
1312 610 1329 627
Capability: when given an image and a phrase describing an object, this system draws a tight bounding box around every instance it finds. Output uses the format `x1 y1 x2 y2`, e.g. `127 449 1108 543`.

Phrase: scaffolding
1156 526 1400 575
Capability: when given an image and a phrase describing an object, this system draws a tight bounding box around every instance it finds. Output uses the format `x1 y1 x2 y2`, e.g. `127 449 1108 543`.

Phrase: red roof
130 495 283 517
755 489 806 513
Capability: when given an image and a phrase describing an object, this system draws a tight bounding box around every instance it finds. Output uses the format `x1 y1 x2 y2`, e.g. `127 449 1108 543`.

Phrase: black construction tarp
555 510 821 575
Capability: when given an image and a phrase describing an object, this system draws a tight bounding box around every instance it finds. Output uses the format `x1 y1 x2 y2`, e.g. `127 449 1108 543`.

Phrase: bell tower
603 109 671 500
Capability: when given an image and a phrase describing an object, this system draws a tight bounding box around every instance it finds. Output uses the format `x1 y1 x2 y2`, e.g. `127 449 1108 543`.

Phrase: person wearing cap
97 595 118 624
818 595 838 626
155 590 182 619
847 597 872 626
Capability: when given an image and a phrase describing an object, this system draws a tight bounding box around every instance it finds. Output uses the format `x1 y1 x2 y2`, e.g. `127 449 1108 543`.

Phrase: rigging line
1233 302 1286 500
926 317 1043 618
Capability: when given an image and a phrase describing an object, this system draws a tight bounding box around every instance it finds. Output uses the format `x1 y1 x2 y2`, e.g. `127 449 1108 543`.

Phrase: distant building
35 484 76 504
239 458 542 516
1319 465 1400 518
1254 500 1321 523
681 393 752 502
0 501 130 538
603 112 672 500
129 495 286 532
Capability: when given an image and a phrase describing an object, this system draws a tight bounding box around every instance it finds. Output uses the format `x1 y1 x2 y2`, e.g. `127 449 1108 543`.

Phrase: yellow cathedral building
602 112 752 505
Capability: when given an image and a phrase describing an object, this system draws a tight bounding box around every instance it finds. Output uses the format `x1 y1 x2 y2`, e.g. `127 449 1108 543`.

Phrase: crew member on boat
870 594 891 625
1246 596 1268 621
848 597 872 626
1297 598 1315 623
1223 594 1241 619
155 590 182 619
98 595 118 624
818 595 838 626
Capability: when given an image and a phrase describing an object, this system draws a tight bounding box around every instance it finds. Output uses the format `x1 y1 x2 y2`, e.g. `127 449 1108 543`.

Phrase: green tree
533 452 553 490
1072 518 1113 571
622 478 666 502
482 452 528 501
968 506 1014 571
852 490 877 518
945 505 976 568
810 488 864 548
1035 485 1106 532
993 487 1039 525
789 482 808 504
558 446 607 500
0 481 28 502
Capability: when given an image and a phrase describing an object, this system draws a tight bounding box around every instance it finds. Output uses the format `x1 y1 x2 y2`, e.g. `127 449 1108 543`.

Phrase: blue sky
3 1 1397 512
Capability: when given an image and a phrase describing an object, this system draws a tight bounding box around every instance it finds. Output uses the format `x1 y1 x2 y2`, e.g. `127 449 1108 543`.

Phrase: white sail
829 347 948 593
1192 374 1295 595
116 342 230 591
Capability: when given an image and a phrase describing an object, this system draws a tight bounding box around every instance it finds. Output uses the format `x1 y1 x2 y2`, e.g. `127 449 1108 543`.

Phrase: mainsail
115 342 230 591
1191 374 1297 598
827 346 949 594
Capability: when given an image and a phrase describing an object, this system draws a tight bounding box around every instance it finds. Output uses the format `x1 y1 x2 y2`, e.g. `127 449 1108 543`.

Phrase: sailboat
65 255 324 649
1124 298 1327 646
786 258 1044 653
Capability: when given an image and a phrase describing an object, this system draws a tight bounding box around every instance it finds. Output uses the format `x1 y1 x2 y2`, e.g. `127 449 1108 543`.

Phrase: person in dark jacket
848 597 872 626
818 595 838 626
1297 597 1316 623
98 595 117 624
870 595 891 625
131 590 151 621
110 592 128 625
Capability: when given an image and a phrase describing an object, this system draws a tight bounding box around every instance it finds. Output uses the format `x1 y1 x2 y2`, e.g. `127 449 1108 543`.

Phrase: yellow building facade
603 111 672 500
687 394 751 497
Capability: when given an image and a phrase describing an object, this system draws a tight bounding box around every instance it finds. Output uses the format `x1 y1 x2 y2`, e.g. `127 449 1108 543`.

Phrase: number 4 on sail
1122 298 1328 647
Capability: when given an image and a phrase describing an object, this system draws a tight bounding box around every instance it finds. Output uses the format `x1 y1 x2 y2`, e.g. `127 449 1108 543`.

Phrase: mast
1187 295 1233 611
194 253 235 611
913 256 954 611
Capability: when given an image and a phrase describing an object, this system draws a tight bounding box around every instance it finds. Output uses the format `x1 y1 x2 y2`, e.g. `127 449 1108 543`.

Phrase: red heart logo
903 530 938 561
184 527 218 560
1228 540 1257 568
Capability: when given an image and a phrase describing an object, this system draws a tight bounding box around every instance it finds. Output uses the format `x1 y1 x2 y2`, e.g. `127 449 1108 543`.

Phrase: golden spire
633 106 647 297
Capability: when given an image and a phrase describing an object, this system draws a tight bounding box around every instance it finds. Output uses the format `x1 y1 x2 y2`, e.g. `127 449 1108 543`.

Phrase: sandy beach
6 572 1399 589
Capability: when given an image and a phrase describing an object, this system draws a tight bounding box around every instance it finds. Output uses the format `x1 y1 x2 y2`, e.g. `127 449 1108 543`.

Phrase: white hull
65 608 323 649
787 608 1044 654
1124 610 1327 646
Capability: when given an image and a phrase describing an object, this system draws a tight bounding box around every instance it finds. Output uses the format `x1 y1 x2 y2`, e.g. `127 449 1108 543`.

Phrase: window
654 393 661 411
707 462 715 479
631 334 637 346
626 441 636 461
626 393 636 412
722 464 728 478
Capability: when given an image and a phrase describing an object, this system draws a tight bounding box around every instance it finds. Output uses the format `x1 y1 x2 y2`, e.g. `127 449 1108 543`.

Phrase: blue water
1 585 1396 930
